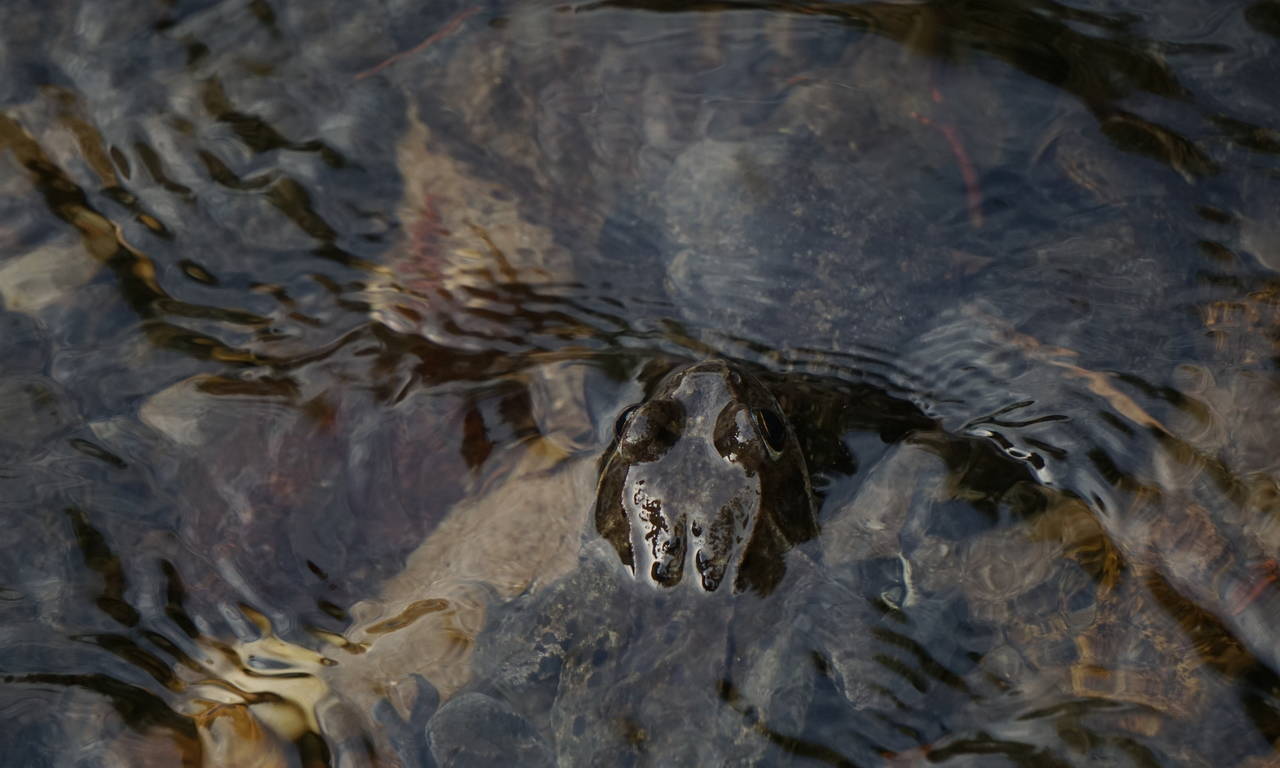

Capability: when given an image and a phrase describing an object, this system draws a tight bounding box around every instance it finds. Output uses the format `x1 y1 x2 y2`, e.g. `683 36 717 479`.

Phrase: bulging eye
614 404 642 439
612 400 686 463
752 408 788 453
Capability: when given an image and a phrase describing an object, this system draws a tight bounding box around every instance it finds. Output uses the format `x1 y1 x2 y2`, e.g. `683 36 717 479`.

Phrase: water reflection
1 0 1279 765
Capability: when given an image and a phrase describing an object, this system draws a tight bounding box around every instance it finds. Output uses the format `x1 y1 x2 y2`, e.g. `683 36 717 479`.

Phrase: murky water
3 0 1280 765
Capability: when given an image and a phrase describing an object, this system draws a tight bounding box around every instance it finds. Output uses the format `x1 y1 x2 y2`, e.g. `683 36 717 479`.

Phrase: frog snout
633 487 755 594
646 518 731 593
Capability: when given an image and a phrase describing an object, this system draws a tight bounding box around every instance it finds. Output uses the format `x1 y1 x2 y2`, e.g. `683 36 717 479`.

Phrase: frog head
595 361 817 595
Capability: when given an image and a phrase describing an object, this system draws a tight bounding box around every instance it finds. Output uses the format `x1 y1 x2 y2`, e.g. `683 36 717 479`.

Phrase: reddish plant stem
1229 558 1279 615
355 6 481 81
912 107 984 230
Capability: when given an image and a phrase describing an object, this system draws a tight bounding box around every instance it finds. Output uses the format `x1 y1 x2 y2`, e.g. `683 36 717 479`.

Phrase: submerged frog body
434 361 822 765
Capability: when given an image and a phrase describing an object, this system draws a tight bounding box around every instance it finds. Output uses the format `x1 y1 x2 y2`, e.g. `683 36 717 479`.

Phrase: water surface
2 0 1280 765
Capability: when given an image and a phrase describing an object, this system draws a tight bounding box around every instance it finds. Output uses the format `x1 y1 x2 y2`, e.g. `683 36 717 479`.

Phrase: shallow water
2 0 1280 765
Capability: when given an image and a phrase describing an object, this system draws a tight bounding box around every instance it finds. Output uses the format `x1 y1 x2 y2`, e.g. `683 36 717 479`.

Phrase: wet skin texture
595 360 818 595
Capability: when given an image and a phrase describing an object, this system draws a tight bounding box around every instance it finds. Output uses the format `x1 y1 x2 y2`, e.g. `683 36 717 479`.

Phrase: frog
428 360 821 764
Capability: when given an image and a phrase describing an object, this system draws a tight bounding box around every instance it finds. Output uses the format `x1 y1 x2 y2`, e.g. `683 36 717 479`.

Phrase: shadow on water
1 0 1280 765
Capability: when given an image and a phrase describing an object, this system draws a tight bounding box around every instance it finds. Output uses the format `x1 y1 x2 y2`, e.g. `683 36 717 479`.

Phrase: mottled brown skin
594 360 818 595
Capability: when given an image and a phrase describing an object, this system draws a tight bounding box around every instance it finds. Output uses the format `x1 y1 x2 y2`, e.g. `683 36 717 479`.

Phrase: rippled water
3 0 1280 765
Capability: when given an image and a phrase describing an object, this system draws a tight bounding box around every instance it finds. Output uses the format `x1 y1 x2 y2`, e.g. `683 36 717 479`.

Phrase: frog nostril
696 549 726 592
651 560 681 587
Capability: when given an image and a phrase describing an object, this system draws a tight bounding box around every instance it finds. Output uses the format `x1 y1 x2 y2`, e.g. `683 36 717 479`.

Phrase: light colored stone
0 234 101 315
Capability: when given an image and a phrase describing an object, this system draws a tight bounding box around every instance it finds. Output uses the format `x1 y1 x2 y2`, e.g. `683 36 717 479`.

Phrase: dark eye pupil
753 408 787 452
614 404 642 438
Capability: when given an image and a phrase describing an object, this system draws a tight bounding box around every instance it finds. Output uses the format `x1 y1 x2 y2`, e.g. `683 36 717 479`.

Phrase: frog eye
752 408 788 453
614 404 642 439
614 400 686 463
